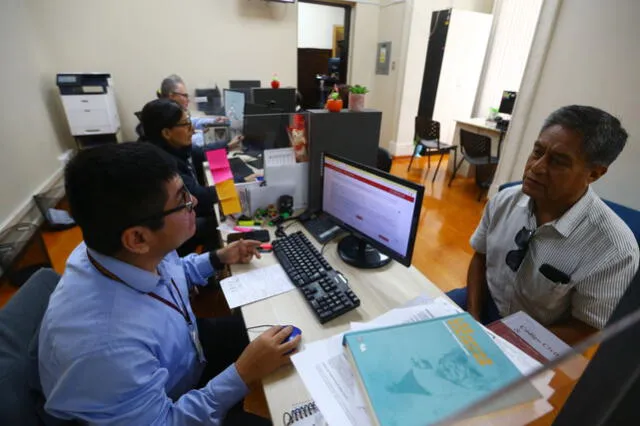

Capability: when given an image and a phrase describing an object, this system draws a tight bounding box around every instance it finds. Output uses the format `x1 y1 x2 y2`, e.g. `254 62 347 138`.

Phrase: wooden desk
230 221 444 420
447 118 504 177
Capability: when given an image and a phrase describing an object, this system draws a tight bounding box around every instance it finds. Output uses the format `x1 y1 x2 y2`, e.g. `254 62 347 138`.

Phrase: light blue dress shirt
191 116 230 149
39 243 249 425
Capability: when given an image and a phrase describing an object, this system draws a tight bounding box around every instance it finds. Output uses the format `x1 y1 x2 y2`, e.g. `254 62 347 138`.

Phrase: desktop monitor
321 153 424 268
498 90 517 115
224 89 245 132
242 114 290 156
252 88 296 113
229 80 261 90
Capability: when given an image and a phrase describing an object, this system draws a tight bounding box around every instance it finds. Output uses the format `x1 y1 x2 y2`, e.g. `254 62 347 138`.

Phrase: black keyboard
273 231 360 323
228 157 254 180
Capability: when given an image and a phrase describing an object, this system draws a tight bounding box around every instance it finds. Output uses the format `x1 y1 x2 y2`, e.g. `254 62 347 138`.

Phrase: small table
447 118 504 177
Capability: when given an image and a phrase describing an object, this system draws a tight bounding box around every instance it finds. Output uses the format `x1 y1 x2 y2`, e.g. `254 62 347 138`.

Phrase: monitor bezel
320 152 424 267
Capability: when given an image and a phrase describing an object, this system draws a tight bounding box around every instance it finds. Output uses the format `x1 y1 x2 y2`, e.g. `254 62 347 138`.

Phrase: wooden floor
0 154 486 420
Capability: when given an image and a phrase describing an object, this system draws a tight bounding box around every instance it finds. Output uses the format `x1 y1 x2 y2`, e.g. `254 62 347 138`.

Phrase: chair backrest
0 268 69 425
415 116 440 143
377 147 393 173
459 128 492 160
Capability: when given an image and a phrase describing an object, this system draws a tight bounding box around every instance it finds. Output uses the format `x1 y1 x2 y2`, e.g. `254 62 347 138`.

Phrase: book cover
343 313 540 426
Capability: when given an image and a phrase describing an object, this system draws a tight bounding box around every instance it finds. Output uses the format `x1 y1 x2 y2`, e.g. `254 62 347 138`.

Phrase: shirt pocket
521 272 575 318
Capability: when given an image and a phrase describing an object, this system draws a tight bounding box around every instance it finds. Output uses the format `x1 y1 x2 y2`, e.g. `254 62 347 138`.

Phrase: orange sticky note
215 179 237 201
221 197 242 215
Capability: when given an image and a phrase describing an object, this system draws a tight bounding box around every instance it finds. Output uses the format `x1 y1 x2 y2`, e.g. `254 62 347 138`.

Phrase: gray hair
541 105 628 167
157 74 184 98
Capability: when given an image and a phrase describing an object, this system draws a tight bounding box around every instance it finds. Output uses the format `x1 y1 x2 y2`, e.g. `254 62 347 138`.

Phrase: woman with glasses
140 98 220 254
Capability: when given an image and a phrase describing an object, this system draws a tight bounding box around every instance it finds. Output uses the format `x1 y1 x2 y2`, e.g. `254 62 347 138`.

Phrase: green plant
348 85 369 95
329 92 341 101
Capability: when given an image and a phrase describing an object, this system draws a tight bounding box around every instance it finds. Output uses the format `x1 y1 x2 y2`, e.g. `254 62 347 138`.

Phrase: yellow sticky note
215 179 237 201
221 196 242 215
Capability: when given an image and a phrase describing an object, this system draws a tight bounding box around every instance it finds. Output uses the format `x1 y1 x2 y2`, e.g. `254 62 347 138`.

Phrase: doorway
297 1 351 110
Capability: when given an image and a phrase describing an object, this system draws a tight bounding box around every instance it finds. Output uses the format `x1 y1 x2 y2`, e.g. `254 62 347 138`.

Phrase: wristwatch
209 250 225 270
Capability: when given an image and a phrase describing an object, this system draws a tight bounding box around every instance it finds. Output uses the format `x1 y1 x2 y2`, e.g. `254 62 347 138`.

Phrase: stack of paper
206 149 242 215
220 264 295 309
291 297 556 426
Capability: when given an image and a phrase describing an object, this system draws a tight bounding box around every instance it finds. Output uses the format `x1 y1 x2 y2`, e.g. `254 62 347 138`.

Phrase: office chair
449 128 499 201
377 147 393 173
407 117 457 183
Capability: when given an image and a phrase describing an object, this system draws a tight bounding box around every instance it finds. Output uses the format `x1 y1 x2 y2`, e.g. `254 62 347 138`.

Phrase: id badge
190 326 206 363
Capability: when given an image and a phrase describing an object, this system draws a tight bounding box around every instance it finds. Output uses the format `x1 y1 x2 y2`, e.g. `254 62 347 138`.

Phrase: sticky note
211 167 233 183
205 149 229 169
215 179 237 201
221 197 242 215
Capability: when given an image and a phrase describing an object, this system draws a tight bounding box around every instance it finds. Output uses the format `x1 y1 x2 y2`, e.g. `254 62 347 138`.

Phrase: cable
247 324 275 331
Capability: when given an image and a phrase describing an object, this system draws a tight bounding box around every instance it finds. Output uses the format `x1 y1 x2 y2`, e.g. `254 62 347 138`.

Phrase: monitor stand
337 235 391 269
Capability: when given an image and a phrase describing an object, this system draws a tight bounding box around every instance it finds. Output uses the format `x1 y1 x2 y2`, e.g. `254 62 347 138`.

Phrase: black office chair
449 129 500 201
377 147 393 173
407 117 457 183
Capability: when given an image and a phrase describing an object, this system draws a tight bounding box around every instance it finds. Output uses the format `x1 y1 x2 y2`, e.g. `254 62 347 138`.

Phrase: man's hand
215 116 229 124
235 326 301 384
217 239 261 265
228 135 243 149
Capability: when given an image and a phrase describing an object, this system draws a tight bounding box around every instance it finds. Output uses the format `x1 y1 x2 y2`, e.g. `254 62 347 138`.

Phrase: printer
56 73 121 142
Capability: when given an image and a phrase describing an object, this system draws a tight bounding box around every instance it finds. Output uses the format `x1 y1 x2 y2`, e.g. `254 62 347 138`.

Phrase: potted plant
325 91 343 113
348 85 369 112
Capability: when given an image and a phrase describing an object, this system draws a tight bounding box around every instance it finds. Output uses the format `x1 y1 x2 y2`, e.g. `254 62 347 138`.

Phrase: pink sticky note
212 167 233 183
205 149 229 169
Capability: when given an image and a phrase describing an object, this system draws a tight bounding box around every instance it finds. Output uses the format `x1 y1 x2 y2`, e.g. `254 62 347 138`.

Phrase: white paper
219 264 295 309
292 335 373 426
502 311 571 360
264 147 296 167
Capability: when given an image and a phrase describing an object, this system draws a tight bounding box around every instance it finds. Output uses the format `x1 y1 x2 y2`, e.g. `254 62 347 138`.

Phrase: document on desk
264 147 296 167
219 264 295 309
292 298 552 426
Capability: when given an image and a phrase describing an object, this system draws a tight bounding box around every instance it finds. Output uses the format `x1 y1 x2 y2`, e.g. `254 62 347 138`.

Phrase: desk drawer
62 95 109 111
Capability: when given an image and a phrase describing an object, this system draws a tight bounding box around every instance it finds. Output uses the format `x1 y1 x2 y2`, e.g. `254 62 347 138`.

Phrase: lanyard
87 250 192 327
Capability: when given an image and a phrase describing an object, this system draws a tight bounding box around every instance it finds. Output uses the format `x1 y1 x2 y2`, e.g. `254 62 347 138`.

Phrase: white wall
298 2 345 49
0 0 72 228
391 0 494 155
348 2 380 99
474 0 542 118
496 0 640 208
27 0 298 141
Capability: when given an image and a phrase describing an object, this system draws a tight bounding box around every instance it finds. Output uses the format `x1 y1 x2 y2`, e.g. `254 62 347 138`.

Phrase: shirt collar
519 186 596 237
86 247 162 293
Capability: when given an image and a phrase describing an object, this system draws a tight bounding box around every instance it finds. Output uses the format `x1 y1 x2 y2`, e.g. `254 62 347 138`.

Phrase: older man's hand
217 239 262 265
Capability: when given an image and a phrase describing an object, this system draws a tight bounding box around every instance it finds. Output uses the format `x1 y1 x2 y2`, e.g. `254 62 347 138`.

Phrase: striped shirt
471 185 639 329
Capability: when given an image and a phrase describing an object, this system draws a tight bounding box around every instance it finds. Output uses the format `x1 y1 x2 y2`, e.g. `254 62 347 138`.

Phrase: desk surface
456 117 502 133
230 222 444 420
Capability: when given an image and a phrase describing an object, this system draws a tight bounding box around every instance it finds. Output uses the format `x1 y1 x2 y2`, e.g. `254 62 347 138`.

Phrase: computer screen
499 90 517 115
242 114 290 156
252 88 296 113
322 153 424 268
224 89 245 132
229 80 261 89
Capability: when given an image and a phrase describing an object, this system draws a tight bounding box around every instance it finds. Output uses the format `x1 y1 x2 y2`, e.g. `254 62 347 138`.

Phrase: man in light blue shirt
39 142 300 425
157 74 242 150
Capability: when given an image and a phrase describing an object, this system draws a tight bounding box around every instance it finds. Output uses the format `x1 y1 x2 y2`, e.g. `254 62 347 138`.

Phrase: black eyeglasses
172 118 193 130
172 91 190 100
133 187 194 226
505 227 535 272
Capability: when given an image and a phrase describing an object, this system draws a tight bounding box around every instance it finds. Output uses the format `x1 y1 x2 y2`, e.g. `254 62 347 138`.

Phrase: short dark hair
140 99 184 142
65 142 179 255
158 74 184 98
541 105 628 167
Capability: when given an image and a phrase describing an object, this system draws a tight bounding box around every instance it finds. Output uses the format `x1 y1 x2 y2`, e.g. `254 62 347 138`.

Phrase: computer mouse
282 325 302 344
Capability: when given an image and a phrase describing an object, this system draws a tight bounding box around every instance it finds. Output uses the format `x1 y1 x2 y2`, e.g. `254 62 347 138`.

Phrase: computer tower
306 109 381 212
